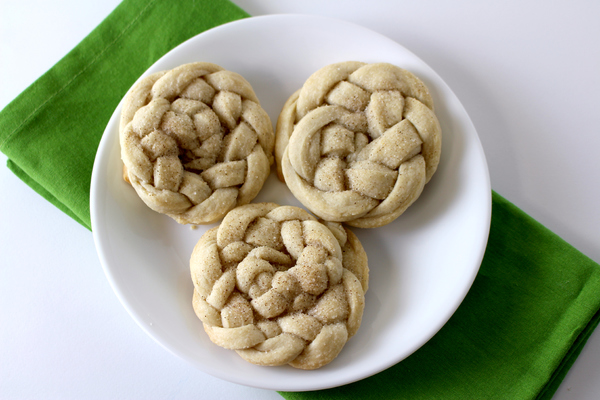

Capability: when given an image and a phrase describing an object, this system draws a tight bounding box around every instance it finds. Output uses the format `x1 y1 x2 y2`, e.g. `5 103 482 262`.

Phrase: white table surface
1 1 599 399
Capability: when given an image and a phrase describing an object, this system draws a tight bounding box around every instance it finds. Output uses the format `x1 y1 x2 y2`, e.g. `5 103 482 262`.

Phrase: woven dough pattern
120 62 274 224
190 203 368 369
276 61 441 228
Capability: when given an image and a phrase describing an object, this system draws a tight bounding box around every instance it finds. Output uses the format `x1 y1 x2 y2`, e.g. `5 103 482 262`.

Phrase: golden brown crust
190 203 368 369
275 61 441 228
119 62 274 225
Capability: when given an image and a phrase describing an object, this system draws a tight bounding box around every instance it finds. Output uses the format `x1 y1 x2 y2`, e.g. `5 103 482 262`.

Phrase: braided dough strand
190 203 368 369
275 61 441 228
120 62 274 225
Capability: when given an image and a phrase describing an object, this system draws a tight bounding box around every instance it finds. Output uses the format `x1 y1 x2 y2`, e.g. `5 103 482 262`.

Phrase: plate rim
90 13 492 391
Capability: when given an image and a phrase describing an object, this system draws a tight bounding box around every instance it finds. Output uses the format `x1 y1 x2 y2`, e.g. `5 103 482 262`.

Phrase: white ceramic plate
91 14 491 392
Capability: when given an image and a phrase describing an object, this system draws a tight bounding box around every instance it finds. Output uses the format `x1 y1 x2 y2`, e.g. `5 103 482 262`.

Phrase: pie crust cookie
189 203 368 369
275 61 441 228
119 62 274 225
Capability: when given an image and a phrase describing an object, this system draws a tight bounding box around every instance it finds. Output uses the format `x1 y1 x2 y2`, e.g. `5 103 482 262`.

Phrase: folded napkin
1 1 598 399
0 0 248 229
281 192 600 400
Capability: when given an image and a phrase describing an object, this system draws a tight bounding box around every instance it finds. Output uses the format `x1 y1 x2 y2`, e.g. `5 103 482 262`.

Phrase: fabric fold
280 192 600 400
0 0 249 230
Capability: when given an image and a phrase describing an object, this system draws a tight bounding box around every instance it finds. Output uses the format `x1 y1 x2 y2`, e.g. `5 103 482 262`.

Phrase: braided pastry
119 62 274 224
275 61 441 228
190 203 368 369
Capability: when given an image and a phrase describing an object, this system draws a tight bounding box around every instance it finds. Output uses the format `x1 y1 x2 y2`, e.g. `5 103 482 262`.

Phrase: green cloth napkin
281 192 600 400
1 1 599 399
0 0 248 229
